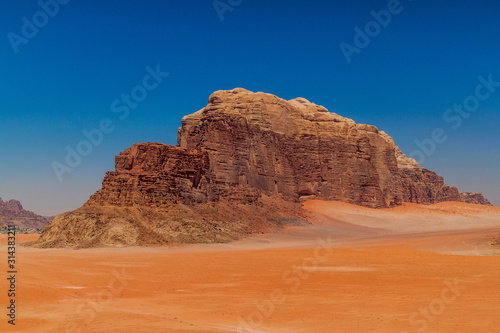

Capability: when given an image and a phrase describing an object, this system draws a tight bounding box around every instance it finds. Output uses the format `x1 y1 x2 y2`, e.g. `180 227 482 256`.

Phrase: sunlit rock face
33 88 490 248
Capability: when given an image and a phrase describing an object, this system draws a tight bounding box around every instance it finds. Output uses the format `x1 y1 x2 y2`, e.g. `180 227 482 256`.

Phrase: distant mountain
0 197 49 229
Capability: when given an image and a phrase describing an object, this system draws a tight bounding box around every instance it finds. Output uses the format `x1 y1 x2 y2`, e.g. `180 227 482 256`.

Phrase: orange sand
1 201 500 332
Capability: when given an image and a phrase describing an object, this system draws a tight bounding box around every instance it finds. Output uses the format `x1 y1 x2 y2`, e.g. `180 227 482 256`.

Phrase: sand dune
304 200 500 234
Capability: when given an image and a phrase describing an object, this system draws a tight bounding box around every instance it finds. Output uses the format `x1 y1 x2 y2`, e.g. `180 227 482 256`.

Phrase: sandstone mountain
32 88 491 248
0 197 49 229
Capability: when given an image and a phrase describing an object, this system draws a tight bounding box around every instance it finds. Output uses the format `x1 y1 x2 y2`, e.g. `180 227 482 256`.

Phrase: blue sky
1 0 499 215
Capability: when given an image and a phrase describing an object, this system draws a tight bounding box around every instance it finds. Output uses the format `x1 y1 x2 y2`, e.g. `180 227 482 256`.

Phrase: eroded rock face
398 168 461 204
178 88 465 208
460 192 492 205
0 197 49 229
32 88 491 248
179 88 402 208
33 141 306 248
377 131 462 205
87 143 212 207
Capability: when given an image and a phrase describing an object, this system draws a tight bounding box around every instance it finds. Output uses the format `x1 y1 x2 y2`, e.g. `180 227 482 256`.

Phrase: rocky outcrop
178 88 464 207
32 88 491 248
87 144 212 207
460 192 492 205
0 197 49 229
178 89 400 208
33 195 305 248
33 143 306 248
378 131 462 206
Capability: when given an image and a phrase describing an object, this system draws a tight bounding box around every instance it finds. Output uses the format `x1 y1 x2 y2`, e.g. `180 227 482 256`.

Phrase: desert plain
2 200 500 333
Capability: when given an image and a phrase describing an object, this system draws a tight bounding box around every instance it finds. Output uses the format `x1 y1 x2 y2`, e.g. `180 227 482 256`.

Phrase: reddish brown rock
378 133 462 205
179 89 401 208
87 143 212 207
179 88 465 208
460 192 492 205
0 197 49 230
32 88 491 248
33 142 306 248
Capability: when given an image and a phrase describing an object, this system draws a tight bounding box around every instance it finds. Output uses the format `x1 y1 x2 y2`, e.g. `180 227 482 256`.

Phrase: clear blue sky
1 0 499 215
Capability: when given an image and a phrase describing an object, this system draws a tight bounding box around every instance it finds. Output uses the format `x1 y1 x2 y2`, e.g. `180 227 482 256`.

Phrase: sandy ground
1 201 500 332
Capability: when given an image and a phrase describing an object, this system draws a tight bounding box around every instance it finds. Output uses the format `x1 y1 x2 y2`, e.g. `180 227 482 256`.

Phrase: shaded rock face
33 88 491 248
460 192 492 205
87 144 212 207
0 197 49 229
398 168 461 204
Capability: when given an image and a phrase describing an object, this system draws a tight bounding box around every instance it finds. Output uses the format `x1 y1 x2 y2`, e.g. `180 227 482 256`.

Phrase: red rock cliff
32 88 490 248
178 88 463 207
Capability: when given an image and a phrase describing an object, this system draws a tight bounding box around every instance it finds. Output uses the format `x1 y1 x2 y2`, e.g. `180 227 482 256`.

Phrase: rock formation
32 88 492 248
178 89 466 208
460 192 492 205
0 197 49 229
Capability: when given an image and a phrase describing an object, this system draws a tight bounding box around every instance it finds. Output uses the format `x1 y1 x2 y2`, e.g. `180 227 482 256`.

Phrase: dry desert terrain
1 201 500 332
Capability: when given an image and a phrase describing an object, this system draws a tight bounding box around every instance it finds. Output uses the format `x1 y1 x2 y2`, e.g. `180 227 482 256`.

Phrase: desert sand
1 201 500 332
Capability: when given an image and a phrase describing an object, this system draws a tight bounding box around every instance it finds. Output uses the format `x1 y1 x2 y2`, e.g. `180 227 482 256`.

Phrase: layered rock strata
33 88 491 248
